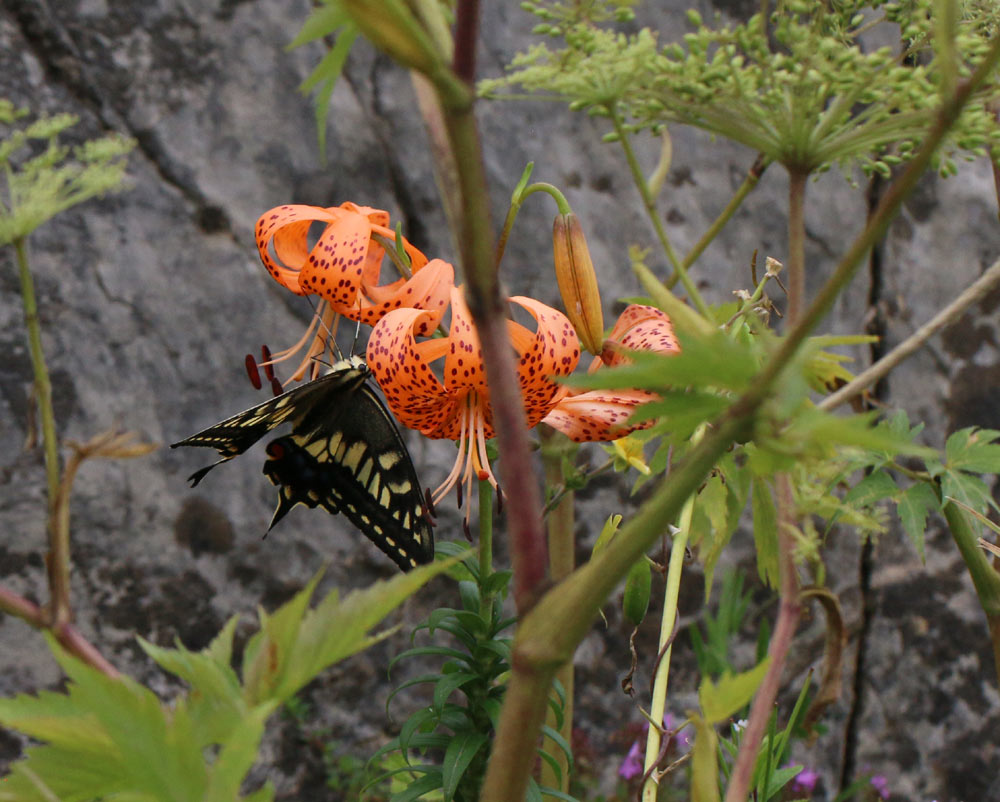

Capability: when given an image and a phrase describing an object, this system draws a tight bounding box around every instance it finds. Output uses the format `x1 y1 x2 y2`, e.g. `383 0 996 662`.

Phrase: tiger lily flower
367 285 581 512
542 304 679 442
253 202 453 382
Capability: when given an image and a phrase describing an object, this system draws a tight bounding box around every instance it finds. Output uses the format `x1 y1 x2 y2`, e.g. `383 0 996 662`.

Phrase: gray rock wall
1 2 998 800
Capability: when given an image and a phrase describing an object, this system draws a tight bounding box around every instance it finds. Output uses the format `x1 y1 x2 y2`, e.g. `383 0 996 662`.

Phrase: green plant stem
478 477 494 620
495 180 572 270
942 500 1000 686
15 236 68 625
666 153 771 289
16 237 60 510
641 492 695 802
608 111 711 318
820 254 1000 411
539 426 575 793
438 24 548 613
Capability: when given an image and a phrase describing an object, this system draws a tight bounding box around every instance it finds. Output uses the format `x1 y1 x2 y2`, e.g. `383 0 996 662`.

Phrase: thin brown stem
723 476 802 802
821 255 1000 411
786 170 808 325
452 0 480 83
0 584 120 678
439 40 548 612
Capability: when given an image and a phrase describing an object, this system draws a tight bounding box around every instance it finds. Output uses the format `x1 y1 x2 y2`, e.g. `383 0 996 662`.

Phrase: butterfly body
172 356 434 571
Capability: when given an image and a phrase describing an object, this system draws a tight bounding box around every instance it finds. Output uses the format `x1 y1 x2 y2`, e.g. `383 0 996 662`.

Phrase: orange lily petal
254 202 444 328
508 296 580 427
599 304 679 368
542 389 658 442
545 305 679 441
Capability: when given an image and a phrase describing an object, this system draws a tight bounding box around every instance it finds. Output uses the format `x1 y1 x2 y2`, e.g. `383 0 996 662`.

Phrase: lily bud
553 213 605 355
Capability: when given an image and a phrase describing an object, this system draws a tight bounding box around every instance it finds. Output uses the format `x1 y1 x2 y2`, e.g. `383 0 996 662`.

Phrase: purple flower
790 765 820 794
870 774 890 800
619 740 643 780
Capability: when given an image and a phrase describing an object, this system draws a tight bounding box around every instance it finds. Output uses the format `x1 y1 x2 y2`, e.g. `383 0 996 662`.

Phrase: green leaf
897 481 940 561
203 705 270 800
433 672 478 711
246 556 459 706
567 329 759 394
699 658 771 724
288 2 351 49
843 469 899 507
689 715 721 802
751 477 779 588
946 427 1000 474
941 469 995 514
137 621 245 747
441 732 488 801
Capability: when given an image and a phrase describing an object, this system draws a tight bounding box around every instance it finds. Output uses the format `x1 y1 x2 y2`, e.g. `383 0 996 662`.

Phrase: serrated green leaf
946 427 1000 474
203 705 270 800
897 481 939 561
441 732 488 801
567 330 759 394
137 628 245 747
941 469 995 514
50 645 208 801
843 469 899 507
751 477 779 588
699 658 770 724
249 555 460 706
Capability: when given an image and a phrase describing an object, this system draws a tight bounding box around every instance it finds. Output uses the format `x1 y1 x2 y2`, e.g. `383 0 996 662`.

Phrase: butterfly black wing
171 358 434 571
261 383 434 571
171 365 366 485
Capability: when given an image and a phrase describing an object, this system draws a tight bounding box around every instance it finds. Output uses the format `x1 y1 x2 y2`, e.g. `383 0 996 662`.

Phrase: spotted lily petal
543 304 678 442
368 286 581 510
254 202 449 331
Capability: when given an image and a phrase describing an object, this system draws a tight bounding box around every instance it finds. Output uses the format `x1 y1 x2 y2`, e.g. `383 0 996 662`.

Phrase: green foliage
288 2 360 162
484 0 1000 175
0 101 133 245
368 552 533 802
689 571 754 680
0 562 453 802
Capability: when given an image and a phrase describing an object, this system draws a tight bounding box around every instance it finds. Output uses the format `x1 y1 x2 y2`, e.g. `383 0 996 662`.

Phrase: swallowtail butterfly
171 355 434 571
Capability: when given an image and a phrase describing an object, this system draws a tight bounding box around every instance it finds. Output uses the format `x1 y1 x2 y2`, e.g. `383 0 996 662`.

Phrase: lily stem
539 426 576 793
608 111 711 319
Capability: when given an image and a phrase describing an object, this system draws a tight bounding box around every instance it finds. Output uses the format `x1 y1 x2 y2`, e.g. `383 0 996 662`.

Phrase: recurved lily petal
599 304 679 367
368 285 581 510
542 388 659 442
508 295 581 427
544 304 679 441
254 202 448 331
